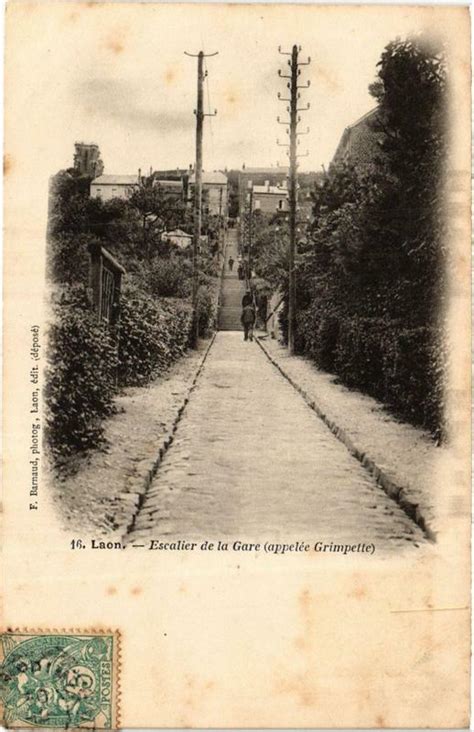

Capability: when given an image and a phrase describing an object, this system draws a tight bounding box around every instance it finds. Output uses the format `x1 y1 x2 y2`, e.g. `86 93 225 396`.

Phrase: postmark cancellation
0 630 119 728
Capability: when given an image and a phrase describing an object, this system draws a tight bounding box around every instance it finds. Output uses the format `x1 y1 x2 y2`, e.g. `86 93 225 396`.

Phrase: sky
6 3 464 179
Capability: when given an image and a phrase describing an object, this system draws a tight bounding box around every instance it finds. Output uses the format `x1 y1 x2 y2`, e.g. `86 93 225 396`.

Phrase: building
163 229 192 249
252 180 289 214
188 171 228 216
151 169 189 201
90 174 139 201
153 179 185 200
238 166 289 217
331 108 383 171
74 142 104 178
245 170 321 220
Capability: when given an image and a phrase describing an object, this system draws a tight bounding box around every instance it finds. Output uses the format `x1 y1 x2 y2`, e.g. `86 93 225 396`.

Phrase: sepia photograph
2 3 470 727
41 6 465 553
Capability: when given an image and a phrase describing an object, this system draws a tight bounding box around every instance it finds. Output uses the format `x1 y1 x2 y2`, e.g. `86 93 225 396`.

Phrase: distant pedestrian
241 303 256 342
228 256 234 272
237 263 244 280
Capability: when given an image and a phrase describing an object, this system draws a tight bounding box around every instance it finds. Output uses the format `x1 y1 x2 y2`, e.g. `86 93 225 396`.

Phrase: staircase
218 230 245 331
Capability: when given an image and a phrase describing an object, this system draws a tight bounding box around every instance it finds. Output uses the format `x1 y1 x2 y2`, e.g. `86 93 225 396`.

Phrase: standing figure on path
241 303 256 342
237 263 244 280
242 290 253 308
228 256 234 272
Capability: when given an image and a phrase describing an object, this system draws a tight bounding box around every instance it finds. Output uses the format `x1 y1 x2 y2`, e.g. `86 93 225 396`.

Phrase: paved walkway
127 333 425 552
260 336 441 537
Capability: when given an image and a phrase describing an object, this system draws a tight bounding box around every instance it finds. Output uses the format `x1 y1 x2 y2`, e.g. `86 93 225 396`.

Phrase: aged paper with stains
2 1 471 727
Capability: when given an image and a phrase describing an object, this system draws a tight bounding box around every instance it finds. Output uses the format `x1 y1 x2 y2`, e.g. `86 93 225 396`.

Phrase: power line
204 57 215 155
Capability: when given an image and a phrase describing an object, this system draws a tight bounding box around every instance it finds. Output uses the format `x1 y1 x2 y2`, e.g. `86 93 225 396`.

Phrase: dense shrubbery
196 281 219 336
254 36 447 439
44 286 118 467
300 306 445 435
45 279 211 468
147 257 192 298
46 166 222 467
117 285 192 386
46 232 95 285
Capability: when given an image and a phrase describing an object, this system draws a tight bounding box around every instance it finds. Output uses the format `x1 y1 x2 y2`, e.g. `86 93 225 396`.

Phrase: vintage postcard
2 1 471 727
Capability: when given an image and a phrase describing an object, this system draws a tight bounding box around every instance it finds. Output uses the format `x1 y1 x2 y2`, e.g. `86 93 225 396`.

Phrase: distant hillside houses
238 166 288 213
237 166 322 221
151 169 190 200
252 180 289 214
90 174 139 201
188 171 228 216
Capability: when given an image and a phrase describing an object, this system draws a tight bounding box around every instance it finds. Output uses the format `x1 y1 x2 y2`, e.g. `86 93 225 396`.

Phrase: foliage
46 166 222 466
251 214 290 289
117 284 192 386
300 36 447 437
253 36 447 438
44 285 118 468
127 183 189 260
196 282 219 336
147 256 193 298
46 231 98 285
48 169 93 237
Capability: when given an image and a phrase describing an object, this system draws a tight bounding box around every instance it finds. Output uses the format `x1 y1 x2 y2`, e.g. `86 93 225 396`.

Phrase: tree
48 169 92 237
127 183 188 260
369 36 447 318
294 35 447 436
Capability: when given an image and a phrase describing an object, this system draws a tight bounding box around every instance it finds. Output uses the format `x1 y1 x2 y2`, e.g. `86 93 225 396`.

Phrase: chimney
138 168 141 184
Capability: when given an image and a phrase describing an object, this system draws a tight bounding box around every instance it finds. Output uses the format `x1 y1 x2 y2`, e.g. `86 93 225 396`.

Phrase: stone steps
219 231 246 331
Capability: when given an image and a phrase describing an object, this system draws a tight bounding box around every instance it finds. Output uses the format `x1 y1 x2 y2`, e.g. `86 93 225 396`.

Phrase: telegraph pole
277 45 310 355
248 186 253 281
185 50 218 347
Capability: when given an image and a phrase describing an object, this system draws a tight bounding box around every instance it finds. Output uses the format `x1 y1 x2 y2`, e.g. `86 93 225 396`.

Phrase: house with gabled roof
90 174 139 201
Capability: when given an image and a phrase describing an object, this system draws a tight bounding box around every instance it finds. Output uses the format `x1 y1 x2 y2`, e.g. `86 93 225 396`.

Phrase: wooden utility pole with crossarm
184 49 218 347
277 44 311 355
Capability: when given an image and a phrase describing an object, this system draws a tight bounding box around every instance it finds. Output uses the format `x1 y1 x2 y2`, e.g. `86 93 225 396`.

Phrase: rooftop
154 179 183 188
241 167 289 175
253 184 288 195
92 175 138 185
165 229 191 237
345 107 379 131
189 171 227 184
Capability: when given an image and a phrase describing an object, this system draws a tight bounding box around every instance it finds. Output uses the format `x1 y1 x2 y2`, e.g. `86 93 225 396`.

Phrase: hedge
45 279 221 468
44 285 118 467
300 303 445 439
117 285 193 386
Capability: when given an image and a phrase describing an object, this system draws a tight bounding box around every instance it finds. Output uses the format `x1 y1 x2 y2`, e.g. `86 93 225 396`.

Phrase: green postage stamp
0 631 118 728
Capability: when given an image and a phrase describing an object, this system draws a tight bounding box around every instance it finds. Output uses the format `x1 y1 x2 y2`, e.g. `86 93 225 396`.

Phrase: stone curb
256 336 436 542
121 333 217 539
